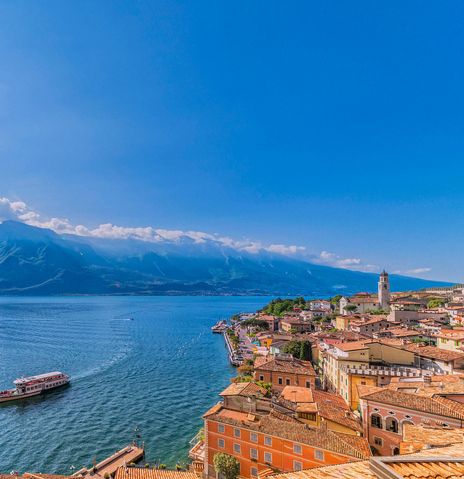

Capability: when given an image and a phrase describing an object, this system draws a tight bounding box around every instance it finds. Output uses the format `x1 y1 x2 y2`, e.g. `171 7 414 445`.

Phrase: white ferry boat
0 371 70 403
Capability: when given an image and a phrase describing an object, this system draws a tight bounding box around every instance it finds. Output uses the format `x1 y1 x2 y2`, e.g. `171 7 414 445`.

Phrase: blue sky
0 1 463 281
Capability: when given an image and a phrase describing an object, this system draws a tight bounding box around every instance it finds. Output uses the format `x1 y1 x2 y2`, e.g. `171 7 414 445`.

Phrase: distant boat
0 371 70 403
211 320 228 333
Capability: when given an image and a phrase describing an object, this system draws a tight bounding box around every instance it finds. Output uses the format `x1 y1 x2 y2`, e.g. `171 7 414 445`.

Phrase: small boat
211 320 228 333
0 371 70 403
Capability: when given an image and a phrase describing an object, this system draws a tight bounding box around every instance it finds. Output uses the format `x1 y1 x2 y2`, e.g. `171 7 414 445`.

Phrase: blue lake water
0 296 270 474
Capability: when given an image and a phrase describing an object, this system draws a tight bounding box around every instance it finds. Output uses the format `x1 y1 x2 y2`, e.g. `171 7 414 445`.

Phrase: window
305 381 311 388
218 424 225 433
233 443 241 454
218 438 225 449
315 449 324 461
259 375 264 381
251 468 258 477
250 448 258 460
264 452 272 464
299 412 316 421
371 414 382 429
278 377 283 385
386 417 399 434
234 428 241 438
264 436 272 446
374 437 383 446
250 432 258 443
286 378 291 386
293 461 303 471
293 444 302 455
361 381 366 385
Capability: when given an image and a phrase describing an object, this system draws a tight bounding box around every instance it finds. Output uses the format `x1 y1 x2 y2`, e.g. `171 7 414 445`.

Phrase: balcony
189 431 206 462
340 364 423 377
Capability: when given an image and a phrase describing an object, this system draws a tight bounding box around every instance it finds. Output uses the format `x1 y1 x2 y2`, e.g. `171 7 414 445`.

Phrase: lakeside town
6 271 464 479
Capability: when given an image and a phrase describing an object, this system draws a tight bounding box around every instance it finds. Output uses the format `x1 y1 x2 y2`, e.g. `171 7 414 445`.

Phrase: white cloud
315 250 376 272
266 244 306 255
0 196 309 257
0 197 28 221
0 196 398 275
405 267 432 275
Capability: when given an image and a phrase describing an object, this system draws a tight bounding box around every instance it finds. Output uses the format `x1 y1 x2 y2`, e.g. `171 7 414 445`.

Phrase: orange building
201 383 370 479
254 354 316 392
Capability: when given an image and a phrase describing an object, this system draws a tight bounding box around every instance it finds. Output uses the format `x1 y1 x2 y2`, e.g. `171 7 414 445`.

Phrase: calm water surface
0 296 270 473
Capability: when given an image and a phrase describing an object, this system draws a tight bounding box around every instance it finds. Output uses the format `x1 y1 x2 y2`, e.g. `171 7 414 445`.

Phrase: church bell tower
378 270 390 311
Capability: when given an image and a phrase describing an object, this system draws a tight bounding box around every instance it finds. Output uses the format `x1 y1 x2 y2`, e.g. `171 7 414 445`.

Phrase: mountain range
0 220 451 296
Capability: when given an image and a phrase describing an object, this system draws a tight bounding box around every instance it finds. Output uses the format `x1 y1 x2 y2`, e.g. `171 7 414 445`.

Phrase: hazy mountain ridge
0 221 451 295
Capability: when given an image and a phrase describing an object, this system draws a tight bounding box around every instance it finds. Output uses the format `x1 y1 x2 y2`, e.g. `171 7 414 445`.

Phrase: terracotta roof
383 328 420 337
202 402 223 418
206 406 370 459
115 468 198 479
312 390 363 433
220 382 267 397
334 341 369 352
359 388 464 419
280 386 314 403
401 424 464 454
267 443 464 479
388 459 464 479
349 297 380 304
437 329 464 340
387 375 464 397
401 344 464 362
254 357 316 376
360 317 389 325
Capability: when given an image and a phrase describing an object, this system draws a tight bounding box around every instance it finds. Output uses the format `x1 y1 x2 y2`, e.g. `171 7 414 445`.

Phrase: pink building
359 387 464 456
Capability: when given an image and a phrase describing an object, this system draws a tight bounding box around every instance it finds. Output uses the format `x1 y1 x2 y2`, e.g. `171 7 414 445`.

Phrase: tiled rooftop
254 356 316 376
401 344 464 362
220 382 267 397
359 387 464 419
206 404 370 459
267 443 464 479
114 468 198 479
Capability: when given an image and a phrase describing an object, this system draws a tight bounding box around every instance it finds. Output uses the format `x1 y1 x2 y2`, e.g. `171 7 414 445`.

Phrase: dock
74 443 145 477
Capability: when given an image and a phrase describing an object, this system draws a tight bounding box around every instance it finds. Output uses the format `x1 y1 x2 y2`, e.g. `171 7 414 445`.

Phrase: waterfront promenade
74 444 144 478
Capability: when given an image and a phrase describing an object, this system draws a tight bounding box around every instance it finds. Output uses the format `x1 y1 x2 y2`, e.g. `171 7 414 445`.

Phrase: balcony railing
340 364 423 377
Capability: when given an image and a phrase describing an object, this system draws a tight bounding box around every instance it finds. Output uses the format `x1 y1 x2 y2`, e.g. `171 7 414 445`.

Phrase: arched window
386 417 399 433
393 447 400 455
371 414 382 429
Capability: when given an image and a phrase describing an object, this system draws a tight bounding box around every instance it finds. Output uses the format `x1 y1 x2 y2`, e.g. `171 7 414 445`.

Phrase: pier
74 443 145 478
223 331 242 366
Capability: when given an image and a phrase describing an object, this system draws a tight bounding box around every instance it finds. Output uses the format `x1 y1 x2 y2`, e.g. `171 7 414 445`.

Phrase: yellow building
322 340 417 410
437 329 464 352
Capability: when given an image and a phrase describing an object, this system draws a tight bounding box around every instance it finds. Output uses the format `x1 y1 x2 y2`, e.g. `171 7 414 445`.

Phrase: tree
299 340 312 361
261 298 305 316
282 340 312 361
427 298 446 309
256 381 272 395
241 318 269 330
345 304 358 313
213 453 240 479
366 308 387 315
330 295 342 305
